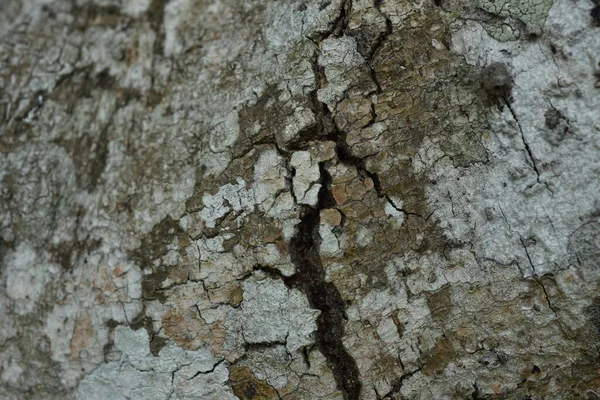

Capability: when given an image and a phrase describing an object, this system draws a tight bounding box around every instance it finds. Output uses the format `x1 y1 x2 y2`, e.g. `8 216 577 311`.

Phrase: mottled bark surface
1 0 600 399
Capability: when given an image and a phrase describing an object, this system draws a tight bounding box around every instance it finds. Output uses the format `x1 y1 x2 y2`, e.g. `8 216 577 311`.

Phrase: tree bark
1 0 600 399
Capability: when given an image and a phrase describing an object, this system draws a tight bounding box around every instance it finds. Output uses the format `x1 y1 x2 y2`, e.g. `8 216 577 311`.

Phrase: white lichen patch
123 0 151 17
199 178 255 228
290 151 322 206
0 344 23 386
77 326 234 400
209 113 240 154
478 0 553 36
253 148 289 212
343 262 433 394
431 1 600 276
197 235 253 287
2 243 57 315
163 0 191 55
241 275 320 353
384 197 405 227
279 107 316 146
42 247 143 388
200 148 294 228
317 36 368 105
319 209 346 258
355 225 374 247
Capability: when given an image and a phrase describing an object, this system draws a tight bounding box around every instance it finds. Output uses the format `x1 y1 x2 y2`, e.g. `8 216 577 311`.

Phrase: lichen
2 0 600 399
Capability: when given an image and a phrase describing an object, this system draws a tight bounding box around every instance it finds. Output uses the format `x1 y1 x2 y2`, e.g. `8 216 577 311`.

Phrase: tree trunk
1 0 600 399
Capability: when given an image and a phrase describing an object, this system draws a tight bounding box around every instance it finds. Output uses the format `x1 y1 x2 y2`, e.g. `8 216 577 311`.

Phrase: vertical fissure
281 4 363 398
288 165 361 400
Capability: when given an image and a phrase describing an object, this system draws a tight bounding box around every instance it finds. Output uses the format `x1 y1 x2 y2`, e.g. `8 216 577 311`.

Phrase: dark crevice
187 359 225 380
593 4 600 26
252 264 291 282
519 235 537 275
504 98 552 194
243 340 288 353
302 345 313 369
382 367 422 399
367 1 394 95
592 3 600 26
130 309 167 356
334 119 420 218
471 383 485 400
285 4 361 388
147 0 169 55
288 163 299 205
535 276 560 320
320 0 353 40
505 101 541 178
309 3 418 220
334 0 352 37
365 100 378 127
287 185 361 400
520 236 564 331
280 3 431 395
256 60 361 400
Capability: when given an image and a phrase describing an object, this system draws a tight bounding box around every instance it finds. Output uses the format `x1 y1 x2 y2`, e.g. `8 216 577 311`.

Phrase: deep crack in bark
281 3 362 399
284 97 362 399
288 173 362 400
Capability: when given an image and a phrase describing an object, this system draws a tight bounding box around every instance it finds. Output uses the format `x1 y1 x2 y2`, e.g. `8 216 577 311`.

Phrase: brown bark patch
229 365 279 400
422 336 455 376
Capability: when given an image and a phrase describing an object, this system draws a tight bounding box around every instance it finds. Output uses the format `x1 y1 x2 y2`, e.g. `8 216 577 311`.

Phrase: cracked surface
2 0 600 399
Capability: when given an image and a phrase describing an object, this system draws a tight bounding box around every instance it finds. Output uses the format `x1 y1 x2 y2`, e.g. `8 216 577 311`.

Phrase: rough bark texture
1 0 600 399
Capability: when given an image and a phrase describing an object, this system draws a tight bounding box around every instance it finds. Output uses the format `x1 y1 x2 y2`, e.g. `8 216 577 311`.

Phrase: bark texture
1 0 600 399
